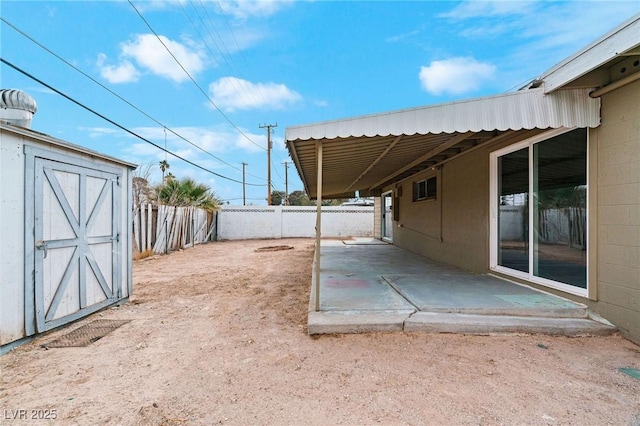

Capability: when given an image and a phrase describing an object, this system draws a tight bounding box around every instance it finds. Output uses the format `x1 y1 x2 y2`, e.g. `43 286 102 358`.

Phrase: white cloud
79 125 274 198
120 34 205 83
234 131 268 153
97 34 205 84
419 57 496 96
85 124 264 157
208 76 302 112
216 0 293 19
442 1 640 56
440 1 537 19
129 126 239 154
437 1 640 91
128 0 175 12
96 53 140 84
385 29 421 44
79 125 123 138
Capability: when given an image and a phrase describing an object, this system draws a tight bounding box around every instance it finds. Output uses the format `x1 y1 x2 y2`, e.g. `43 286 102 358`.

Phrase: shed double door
26 147 122 333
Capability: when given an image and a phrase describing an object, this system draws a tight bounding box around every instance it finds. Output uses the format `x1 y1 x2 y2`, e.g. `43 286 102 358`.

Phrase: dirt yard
2 238 640 425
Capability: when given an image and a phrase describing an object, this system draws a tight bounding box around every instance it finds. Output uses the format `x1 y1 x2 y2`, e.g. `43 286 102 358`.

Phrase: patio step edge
404 312 617 336
308 310 415 335
414 306 589 318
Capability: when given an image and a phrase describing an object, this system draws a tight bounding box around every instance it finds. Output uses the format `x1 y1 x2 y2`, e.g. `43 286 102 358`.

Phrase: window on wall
413 177 437 201
491 128 588 296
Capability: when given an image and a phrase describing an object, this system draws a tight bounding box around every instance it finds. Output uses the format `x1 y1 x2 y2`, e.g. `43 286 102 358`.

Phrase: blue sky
2 1 639 205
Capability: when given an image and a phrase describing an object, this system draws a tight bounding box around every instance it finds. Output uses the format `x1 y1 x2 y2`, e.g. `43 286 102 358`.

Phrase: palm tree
159 160 170 182
153 177 221 212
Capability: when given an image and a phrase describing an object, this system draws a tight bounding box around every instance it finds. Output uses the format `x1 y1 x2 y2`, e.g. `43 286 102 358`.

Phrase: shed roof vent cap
0 89 37 129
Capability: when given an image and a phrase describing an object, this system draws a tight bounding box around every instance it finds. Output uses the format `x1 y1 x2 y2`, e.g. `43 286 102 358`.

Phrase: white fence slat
146 203 153 251
151 205 161 254
141 204 147 252
168 207 181 250
133 205 219 254
204 214 217 241
133 207 140 252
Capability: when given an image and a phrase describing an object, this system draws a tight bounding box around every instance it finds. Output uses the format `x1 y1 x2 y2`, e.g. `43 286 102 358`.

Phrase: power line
192 0 261 107
176 0 222 69
128 0 266 153
0 58 267 187
0 16 266 183
197 0 288 179
181 1 286 184
171 2 287 183
180 0 256 106
215 0 255 74
130 2 288 187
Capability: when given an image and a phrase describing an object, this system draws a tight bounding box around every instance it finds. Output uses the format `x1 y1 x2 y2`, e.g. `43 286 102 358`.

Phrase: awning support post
314 141 323 312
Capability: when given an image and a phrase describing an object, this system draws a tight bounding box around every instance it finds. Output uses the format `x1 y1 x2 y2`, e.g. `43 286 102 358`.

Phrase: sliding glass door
492 128 588 296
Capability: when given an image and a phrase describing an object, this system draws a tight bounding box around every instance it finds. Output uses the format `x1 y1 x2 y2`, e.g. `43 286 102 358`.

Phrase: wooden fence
133 204 217 254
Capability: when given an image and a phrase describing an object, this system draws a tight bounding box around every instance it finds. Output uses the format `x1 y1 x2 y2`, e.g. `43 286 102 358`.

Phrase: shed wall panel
0 131 27 345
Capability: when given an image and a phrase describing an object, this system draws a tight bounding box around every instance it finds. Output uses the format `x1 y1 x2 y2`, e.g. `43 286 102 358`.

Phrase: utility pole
282 161 290 205
241 162 248 206
259 123 277 205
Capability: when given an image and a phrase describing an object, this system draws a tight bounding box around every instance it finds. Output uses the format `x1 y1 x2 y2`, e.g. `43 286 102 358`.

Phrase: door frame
489 127 589 298
381 191 394 242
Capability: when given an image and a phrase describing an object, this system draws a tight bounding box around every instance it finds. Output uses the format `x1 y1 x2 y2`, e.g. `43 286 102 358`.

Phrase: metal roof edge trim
0 121 138 168
285 88 600 142
539 14 640 93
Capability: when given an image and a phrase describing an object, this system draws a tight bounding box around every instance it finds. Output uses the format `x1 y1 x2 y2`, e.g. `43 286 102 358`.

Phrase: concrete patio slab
308 240 617 336
383 274 588 318
316 275 415 311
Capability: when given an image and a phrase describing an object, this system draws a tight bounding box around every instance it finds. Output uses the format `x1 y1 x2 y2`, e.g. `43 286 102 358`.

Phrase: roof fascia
540 14 640 93
0 121 137 168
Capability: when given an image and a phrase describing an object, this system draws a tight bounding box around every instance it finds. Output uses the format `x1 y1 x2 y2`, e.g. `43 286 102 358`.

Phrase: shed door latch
35 240 48 258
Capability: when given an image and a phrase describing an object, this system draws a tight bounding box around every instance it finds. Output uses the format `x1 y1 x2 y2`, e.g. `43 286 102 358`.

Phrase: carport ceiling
289 130 526 199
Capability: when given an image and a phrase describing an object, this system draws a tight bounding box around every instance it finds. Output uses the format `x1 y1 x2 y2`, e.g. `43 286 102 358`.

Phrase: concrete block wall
592 79 640 343
216 205 374 240
373 197 382 239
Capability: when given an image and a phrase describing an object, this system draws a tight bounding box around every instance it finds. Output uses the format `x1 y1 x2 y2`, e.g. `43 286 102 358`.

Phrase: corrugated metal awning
286 88 600 199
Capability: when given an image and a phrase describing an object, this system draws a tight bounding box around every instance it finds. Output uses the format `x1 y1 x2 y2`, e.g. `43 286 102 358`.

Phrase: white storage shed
1 90 135 353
